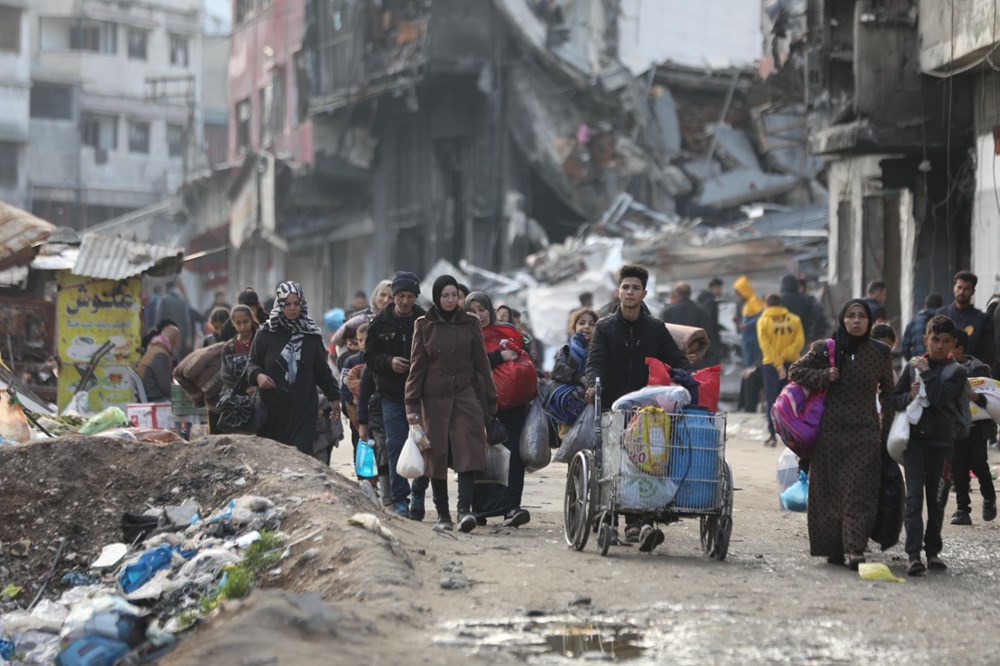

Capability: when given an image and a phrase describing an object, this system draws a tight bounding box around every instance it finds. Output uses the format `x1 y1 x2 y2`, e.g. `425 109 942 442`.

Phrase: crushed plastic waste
56 636 130 666
90 544 128 570
348 513 395 541
78 407 129 435
61 572 101 587
858 563 907 584
1 583 22 599
0 638 14 660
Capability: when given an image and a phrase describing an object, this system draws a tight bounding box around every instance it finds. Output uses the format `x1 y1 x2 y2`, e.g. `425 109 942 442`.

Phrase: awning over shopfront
0 202 58 273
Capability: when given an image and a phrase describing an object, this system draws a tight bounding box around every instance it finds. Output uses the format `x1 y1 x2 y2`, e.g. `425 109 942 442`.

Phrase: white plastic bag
396 434 426 480
887 411 910 464
776 447 800 504
409 424 431 451
484 443 511 486
906 373 927 425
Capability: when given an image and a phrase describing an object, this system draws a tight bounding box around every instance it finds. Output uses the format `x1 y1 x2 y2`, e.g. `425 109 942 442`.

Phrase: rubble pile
0 435 378 665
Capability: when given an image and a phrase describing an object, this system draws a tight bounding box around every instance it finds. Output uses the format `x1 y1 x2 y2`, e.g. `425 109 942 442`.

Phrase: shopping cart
563 378 734 558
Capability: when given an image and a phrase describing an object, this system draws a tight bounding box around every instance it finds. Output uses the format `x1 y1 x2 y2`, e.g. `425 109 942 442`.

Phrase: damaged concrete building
763 0 1000 328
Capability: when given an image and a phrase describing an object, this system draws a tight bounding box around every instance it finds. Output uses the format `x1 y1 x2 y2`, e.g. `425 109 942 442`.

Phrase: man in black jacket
363 271 426 519
780 274 828 350
586 264 692 552
938 271 995 369
660 282 711 332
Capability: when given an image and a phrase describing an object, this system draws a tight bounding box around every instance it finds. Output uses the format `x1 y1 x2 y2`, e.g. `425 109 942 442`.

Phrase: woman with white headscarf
247 281 341 458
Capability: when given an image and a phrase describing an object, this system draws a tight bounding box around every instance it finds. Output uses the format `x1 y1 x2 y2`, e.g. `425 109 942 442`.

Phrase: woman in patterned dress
788 299 895 568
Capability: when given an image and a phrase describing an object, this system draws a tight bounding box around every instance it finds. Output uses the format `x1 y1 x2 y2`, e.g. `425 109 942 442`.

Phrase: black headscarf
432 275 459 322
835 298 873 367
465 291 497 325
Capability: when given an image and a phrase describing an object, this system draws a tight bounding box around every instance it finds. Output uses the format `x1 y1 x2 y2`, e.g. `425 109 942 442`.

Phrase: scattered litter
569 595 592 607
858 563 907 584
118 545 176 594
60 572 100 587
91 543 128 570
347 513 395 541
78 407 129 436
1 583 22 599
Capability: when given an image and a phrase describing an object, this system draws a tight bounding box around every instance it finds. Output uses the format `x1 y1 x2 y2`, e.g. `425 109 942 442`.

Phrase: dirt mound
0 435 384 604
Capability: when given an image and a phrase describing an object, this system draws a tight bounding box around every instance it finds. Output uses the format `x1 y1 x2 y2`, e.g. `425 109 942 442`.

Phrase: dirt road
328 412 1000 664
158 413 1000 664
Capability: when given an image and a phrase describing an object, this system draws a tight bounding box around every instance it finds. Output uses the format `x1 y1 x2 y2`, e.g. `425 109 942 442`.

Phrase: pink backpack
771 339 835 459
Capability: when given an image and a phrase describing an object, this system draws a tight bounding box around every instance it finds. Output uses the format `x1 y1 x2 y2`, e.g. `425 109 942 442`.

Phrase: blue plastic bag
118 544 175 594
56 637 130 666
355 439 376 478
780 470 808 512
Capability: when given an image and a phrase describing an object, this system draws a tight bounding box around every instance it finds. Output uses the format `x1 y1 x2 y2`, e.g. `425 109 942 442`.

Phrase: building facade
24 0 205 229
0 1 31 210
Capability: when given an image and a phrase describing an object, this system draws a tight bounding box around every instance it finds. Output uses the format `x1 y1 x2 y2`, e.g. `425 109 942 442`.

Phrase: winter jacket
756 306 805 370
863 297 887 323
404 306 496 478
938 303 995 367
734 276 764 367
586 306 692 408
780 275 828 346
886 358 968 446
364 303 425 404
659 298 711 331
137 342 173 402
356 365 383 431
901 307 935 360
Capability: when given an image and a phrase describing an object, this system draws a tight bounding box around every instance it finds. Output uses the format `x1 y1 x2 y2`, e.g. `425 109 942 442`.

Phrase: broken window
69 20 117 54
30 84 73 120
294 50 310 123
128 120 150 154
236 97 251 152
0 142 17 186
0 7 21 53
127 28 147 60
169 33 189 67
167 124 184 157
81 113 118 150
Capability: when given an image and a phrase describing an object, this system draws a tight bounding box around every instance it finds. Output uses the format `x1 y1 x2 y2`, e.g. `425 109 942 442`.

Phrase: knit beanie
391 271 420 296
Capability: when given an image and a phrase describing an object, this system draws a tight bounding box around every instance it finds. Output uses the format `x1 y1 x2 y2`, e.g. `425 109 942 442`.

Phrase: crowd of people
138 263 1000 573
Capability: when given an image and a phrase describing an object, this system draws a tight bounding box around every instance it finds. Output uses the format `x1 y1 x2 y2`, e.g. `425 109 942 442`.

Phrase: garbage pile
0 493 286 664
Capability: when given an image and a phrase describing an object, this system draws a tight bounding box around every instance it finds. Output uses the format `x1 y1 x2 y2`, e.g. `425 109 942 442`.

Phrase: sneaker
950 510 972 526
984 500 997 522
927 555 948 570
457 514 477 533
433 513 454 532
409 490 425 522
502 508 531 528
477 516 488 526
638 524 665 553
907 558 927 576
391 501 410 519
623 526 642 543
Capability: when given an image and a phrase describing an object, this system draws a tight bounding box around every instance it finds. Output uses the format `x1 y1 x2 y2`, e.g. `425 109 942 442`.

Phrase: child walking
949 329 997 525
887 315 968 576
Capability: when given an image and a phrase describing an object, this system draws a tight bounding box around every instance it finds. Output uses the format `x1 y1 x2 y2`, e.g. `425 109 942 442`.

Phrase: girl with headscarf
466 291 536 528
246 282 341 459
405 277 497 533
788 299 895 569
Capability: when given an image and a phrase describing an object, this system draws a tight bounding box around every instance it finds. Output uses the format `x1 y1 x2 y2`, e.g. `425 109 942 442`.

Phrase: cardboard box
127 403 172 429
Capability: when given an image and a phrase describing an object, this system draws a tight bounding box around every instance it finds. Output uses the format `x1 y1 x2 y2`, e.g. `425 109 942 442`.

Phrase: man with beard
938 271 995 368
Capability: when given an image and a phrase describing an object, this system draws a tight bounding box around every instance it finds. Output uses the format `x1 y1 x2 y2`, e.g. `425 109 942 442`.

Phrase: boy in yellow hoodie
757 294 805 446
734 276 766 412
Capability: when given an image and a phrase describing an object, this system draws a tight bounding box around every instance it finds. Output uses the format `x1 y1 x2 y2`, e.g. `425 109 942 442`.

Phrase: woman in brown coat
406 275 497 533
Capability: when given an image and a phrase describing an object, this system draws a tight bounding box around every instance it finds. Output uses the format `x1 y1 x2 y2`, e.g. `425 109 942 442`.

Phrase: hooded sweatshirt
757 306 805 370
734 276 765 367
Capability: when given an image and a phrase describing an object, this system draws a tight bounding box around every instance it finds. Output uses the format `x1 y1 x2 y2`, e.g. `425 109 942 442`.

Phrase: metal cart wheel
564 450 596 550
597 511 613 557
701 462 734 561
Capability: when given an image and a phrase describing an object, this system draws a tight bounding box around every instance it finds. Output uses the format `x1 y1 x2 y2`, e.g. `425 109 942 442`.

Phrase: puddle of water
436 617 647 661
542 627 645 660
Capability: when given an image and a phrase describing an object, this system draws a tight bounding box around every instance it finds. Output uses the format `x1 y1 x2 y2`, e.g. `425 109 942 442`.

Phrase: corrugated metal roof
746 204 827 238
72 233 184 280
0 201 58 271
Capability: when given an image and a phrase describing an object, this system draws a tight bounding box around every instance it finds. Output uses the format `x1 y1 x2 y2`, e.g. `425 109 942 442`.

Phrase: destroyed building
762 0 1000 328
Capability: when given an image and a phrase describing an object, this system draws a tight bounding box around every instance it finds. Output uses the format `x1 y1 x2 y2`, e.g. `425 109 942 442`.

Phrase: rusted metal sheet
71 233 184 281
0 202 58 273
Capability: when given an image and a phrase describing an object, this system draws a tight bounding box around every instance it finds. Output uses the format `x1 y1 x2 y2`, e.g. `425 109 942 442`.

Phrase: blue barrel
667 407 721 510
